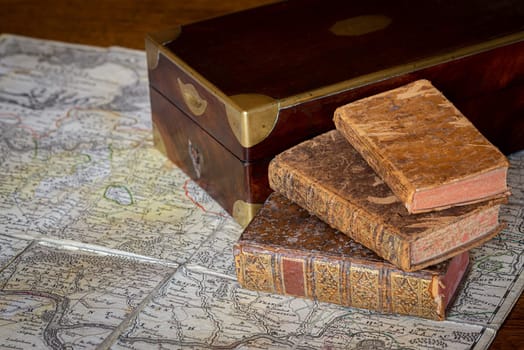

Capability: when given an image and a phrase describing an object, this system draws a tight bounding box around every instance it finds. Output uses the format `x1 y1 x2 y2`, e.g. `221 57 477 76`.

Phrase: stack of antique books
233 79 510 321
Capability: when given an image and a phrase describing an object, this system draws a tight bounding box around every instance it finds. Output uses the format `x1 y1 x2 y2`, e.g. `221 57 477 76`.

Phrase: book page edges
411 167 509 213
429 251 470 320
410 218 505 270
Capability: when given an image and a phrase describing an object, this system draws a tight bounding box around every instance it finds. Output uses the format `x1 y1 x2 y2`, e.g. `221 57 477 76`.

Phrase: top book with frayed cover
334 79 510 214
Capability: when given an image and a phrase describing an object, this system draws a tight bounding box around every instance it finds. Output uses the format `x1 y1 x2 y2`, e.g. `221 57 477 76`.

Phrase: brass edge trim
152 121 168 157
226 94 280 148
145 27 182 70
278 31 524 109
149 29 280 148
232 200 262 228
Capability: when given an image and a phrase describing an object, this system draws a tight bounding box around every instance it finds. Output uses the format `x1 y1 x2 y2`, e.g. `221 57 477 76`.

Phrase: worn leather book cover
234 193 470 320
268 130 505 271
334 79 510 214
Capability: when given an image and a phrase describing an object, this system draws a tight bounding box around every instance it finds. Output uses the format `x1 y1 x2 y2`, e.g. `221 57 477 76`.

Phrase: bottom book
234 193 469 321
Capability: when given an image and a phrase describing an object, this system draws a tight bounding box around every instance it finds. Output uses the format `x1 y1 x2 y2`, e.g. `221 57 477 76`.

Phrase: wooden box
146 0 523 226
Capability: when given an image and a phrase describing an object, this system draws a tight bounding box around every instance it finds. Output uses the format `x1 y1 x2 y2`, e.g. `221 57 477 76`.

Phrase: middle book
269 130 505 271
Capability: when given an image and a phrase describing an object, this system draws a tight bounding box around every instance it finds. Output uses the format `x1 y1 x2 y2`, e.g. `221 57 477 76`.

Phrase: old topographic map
0 34 523 349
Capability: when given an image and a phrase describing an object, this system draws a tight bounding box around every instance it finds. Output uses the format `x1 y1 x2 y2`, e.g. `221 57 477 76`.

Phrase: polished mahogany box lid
146 0 523 162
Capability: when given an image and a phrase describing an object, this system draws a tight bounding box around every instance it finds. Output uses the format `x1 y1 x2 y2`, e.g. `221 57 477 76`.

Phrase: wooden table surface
1 1 522 349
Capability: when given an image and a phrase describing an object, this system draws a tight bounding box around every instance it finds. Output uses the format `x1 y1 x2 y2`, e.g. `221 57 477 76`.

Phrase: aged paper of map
0 34 522 350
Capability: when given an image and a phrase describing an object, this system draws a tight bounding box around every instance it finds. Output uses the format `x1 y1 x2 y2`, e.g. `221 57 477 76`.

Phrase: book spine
333 111 415 212
268 160 412 271
234 242 445 320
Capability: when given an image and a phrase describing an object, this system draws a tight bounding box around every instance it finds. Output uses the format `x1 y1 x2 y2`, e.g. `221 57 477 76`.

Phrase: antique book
268 130 505 271
234 193 470 321
333 79 510 214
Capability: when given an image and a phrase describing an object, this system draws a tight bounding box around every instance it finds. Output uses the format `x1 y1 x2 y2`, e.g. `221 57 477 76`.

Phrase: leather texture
234 193 469 320
334 79 510 213
268 130 505 271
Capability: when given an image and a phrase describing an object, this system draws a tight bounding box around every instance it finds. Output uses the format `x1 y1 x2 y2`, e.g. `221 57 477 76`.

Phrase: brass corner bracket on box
152 122 261 227
145 29 280 149
225 94 279 148
152 122 168 157
233 200 262 228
